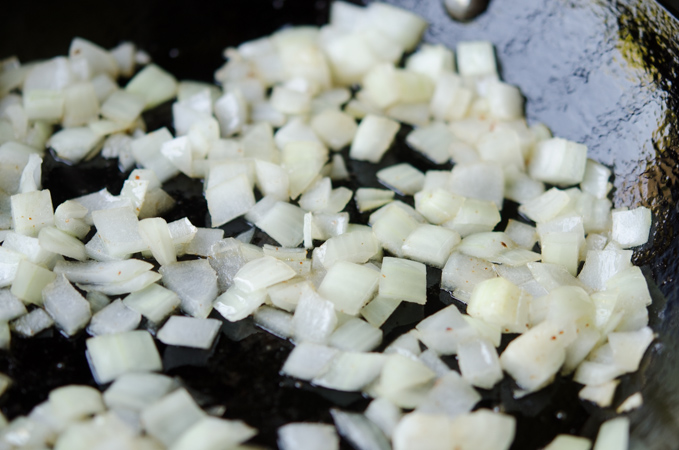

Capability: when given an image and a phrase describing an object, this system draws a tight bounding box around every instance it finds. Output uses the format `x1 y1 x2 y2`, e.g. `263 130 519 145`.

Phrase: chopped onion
157 315 221 349
86 330 162 384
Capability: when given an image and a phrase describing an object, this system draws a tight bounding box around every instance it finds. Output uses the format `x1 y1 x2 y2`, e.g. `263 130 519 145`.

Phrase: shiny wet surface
1 0 679 449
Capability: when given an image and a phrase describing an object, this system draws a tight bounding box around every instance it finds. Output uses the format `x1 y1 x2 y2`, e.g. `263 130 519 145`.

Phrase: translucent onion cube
0 289 27 321
416 304 476 355
608 326 654 372
365 2 427 51
278 422 339 450
282 342 340 381
504 219 538 250
54 200 90 239
611 207 652 248
123 283 180 324
578 380 619 408
255 201 306 248
140 388 205 447
125 64 178 109
254 305 294 338
48 385 105 422
456 41 497 77
157 316 221 349
318 261 380 315
331 408 391 450
592 417 628 450
406 122 456 164
11 308 53 337
11 189 55 237
441 252 496 299
430 73 474 122
87 299 141 336
233 255 296 293
444 198 500 237
100 90 145 124
214 286 267 322
377 163 425 196
519 187 571 224
365 397 403 439
371 204 420 257
355 188 394 213
313 351 386 392
449 161 505 209
373 353 436 407
320 228 380 268
160 259 218 318
92 207 146 256
577 249 632 292
86 330 162 384
172 417 257 450
500 320 570 392
53 259 153 285
486 81 524 121
457 336 503 389
541 231 581 276
206 174 256 227
104 372 173 415
414 188 464 225
414 371 480 417
329 317 383 352
467 277 522 332
528 138 587 187
23 89 64 122
544 434 592 450
47 127 102 164
281 141 328 199
42 274 91 336
350 115 400 163
185 228 224 257
292 292 338 344
11 259 56 305
360 295 401 328
448 410 516 450
379 257 426 304
393 413 454 450
311 109 357 151
38 226 87 261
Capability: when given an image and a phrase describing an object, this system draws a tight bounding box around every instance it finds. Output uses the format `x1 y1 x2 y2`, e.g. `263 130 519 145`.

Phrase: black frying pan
1 0 679 449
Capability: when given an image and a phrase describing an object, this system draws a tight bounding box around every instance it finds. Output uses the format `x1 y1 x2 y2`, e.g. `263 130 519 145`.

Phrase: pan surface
1 0 679 449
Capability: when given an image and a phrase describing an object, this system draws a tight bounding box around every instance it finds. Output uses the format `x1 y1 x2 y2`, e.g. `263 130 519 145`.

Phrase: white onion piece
611 206 652 248
278 422 338 450
47 127 102 163
577 249 632 292
11 307 53 337
61 82 100 128
159 259 218 318
457 336 503 389
616 392 643 413
185 228 224 257
441 252 496 300
140 388 205 447
53 259 152 284
232 255 296 293
355 188 394 213
91 206 146 256
377 163 425 196
320 228 379 268
36 227 84 262
414 188 464 225
0 289 27 322
23 89 64 123
213 285 266 322
87 298 140 336
360 295 401 328
54 412 137 450
157 316 221 349
10 189 54 237
415 371 480 418
443 198 501 237
125 64 177 109
406 122 455 164
350 114 400 163
364 397 402 439
504 219 538 250
103 372 174 412
592 417 628 450
331 408 391 450
292 290 338 344
254 305 294 339
379 257 426 304
371 204 420 257
254 201 306 248
318 261 379 315
282 342 340 381
543 434 592 450
3 231 57 266
329 317 382 352
48 385 104 423
448 410 516 450
578 380 619 408
373 353 435 408
313 351 385 392
171 416 257 450
384 331 422 358
456 41 497 77
528 138 587 187
11 259 56 305
416 304 476 355
608 326 654 372
77 270 161 296
86 330 162 384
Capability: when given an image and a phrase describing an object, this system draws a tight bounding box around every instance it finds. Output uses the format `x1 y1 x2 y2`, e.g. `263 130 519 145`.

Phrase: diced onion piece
293 291 338 344
415 371 481 417
616 392 643 413
103 372 174 411
519 187 571 224
23 89 64 122
444 198 500 237
500 320 571 392
371 204 420 257
10 308 53 337
350 114 400 163
172 417 257 450
448 161 505 209
311 109 357 151
377 163 424 196
355 188 394 213
278 422 339 450
233 255 296 293
282 342 340 381
10 189 55 237
329 317 382 352
365 2 427 51
318 261 380 315
360 295 401 328
214 285 267 322
608 326 654 372
254 305 294 338
92 206 146 256
611 206 651 248
313 352 386 392
406 122 455 164
441 252 496 300
392 413 454 450
159 259 218 318
157 316 221 349
456 41 497 77
87 298 141 336
282 141 328 199
48 127 102 163
541 231 581 276
528 138 587 187
140 388 205 447
486 80 524 121
0 289 27 322
416 304 476 355
48 385 105 423
42 273 91 335
320 227 379 268
123 283 180 324
592 417 628 450
11 259 56 305
86 330 162 384
206 173 256 227
543 434 592 450
457 336 503 389
254 201 306 248
379 257 426 304
125 64 178 109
